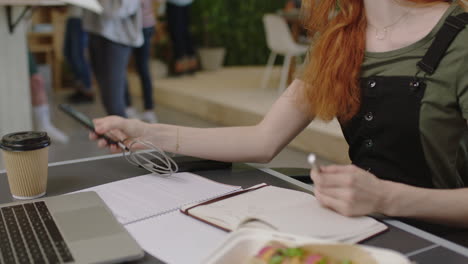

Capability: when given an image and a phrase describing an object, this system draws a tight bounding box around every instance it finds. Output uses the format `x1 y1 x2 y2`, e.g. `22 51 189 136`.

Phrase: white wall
0 6 32 137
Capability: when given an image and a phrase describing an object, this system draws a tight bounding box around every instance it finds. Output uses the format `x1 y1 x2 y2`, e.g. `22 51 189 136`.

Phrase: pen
104 131 130 152
116 141 130 152
307 153 321 172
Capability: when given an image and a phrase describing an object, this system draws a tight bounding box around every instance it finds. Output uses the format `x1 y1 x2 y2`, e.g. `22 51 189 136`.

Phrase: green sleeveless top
361 4 468 188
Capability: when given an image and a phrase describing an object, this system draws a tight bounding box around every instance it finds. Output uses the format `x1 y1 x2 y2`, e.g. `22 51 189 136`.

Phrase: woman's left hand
311 165 386 217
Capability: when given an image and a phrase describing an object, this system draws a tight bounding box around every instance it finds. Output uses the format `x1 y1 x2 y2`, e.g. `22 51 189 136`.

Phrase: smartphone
58 104 119 146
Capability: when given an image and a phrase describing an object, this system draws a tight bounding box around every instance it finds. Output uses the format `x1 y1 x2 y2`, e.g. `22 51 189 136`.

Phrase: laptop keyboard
0 201 74 264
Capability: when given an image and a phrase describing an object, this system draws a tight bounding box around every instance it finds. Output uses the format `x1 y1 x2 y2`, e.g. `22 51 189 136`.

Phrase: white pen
105 131 130 152
307 153 320 172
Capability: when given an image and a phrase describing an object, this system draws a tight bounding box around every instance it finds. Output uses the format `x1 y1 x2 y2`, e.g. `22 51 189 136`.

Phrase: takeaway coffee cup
0 131 51 199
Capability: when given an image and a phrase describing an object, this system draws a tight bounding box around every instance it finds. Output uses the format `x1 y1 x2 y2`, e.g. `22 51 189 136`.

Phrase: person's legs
30 73 69 144
64 18 92 91
28 51 68 143
124 79 132 107
88 34 104 95
64 18 74 74
30 74 47 106
66 19 94 103
182 5 195 58
134 27 155 111
64 18 83 82
124 79 140 119
166 3 184 60
182 5 198 73
89 35 112 114
74 20 92 93
94 37 132 117
133 27 157 123
166 3 187 74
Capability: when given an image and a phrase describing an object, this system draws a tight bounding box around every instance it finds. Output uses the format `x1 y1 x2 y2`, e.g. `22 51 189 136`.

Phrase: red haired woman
90 0 468 236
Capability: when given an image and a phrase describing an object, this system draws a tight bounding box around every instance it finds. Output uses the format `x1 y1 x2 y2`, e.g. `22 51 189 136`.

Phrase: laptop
0 191 144 263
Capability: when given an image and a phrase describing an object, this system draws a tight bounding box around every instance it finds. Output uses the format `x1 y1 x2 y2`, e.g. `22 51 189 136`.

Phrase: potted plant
192 0 227 71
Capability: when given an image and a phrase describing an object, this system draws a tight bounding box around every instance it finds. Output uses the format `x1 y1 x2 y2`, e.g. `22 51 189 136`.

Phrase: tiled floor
0 91 323 172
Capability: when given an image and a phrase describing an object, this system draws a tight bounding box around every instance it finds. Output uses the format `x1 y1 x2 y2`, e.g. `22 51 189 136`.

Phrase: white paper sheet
78 172 242 225
125 211 228 264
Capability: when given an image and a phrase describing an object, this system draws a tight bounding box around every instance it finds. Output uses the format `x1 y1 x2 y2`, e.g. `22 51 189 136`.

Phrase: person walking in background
64 6 94 104
28 52 69 144
125 0 158 123
166 0 198 75
83 0 143 117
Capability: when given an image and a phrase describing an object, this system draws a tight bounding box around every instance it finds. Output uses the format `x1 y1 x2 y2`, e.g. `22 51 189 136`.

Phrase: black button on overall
341 76 432 188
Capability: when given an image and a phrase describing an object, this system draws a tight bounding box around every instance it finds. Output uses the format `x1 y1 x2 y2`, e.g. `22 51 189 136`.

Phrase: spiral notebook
76 172 242 225
180 184 388 243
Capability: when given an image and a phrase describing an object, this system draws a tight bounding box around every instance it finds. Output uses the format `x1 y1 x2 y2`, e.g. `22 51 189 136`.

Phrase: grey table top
1 154 468 263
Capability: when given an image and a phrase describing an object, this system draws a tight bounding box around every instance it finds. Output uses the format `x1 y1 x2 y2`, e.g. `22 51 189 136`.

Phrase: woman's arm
94 79 314 163
311 165 468 228
310 120 468 226
149 80 313 163
381 181 468 228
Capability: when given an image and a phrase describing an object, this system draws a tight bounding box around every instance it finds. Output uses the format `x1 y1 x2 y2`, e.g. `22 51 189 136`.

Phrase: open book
180 183 388 243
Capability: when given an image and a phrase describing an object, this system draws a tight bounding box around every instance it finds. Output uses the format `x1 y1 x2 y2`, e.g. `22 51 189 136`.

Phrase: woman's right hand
89 116 150 153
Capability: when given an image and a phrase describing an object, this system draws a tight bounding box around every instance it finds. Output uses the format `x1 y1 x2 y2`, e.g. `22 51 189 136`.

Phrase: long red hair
301 0 458 122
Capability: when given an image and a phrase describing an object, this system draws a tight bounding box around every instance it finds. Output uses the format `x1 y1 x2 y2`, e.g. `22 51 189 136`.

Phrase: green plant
191 0 287 65
191 0 228 47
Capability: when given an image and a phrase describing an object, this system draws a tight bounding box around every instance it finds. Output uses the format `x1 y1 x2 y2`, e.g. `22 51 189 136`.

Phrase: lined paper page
78 172 241 225
125 211 228 264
